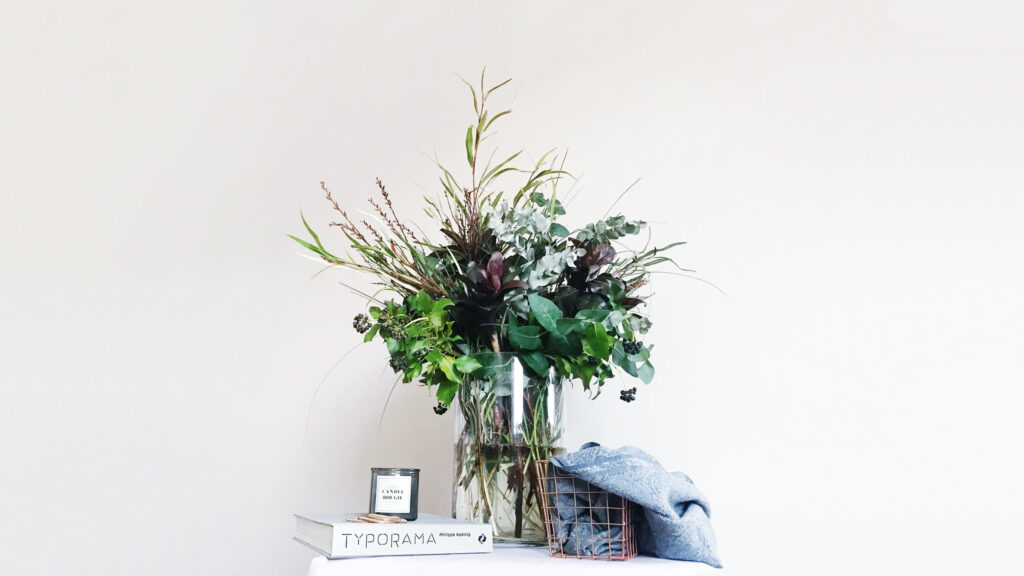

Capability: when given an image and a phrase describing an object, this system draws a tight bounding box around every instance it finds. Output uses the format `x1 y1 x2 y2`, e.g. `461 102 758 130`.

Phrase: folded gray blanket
550 443 721 567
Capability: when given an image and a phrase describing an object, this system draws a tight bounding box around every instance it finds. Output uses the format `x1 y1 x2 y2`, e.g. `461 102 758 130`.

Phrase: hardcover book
294 513 493 558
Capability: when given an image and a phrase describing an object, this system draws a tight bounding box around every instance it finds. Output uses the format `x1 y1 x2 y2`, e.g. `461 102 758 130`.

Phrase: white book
294 513 493 558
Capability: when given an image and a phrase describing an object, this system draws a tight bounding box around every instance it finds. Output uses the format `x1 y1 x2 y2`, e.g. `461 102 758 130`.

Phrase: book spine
328 523 493 558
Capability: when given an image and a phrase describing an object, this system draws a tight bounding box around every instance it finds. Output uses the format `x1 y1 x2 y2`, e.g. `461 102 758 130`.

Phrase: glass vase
452 352 565 543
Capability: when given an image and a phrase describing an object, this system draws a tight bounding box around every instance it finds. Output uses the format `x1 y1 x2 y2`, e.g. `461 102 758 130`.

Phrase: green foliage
526 294 561 333
292 71 690 406
363 291 482 406
508 316 544 351
575 215 647 243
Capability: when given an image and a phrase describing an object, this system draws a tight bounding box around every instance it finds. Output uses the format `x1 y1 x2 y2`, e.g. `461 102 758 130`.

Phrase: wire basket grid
535 460 638 560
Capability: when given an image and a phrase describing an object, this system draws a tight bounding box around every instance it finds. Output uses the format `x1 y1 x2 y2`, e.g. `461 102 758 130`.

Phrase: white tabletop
308 542 721 575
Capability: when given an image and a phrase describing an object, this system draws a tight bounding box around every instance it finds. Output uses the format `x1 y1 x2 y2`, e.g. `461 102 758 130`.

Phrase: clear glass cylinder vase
452 352 565 543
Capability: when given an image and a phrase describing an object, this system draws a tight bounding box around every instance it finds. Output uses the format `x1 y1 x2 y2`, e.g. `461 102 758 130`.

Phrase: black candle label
374 476 412 513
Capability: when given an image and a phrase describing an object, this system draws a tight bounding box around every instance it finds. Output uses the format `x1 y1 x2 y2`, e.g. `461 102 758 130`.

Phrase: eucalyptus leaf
638 361 655 384
633 316 653 334
612 345 639 378
576 216 647 243
604 309 626 332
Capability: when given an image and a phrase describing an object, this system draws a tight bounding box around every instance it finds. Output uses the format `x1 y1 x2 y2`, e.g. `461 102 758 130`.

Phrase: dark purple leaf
623 297 644 310
586 275 612 295
585 243 616 269
499 279 527 294
485 251 504 293
441 229 464 246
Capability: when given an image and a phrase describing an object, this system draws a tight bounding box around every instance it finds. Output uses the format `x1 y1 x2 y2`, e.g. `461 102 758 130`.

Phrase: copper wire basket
535 460 638 560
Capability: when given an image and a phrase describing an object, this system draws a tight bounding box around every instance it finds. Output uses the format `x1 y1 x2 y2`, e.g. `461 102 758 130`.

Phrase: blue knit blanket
550 443 721 567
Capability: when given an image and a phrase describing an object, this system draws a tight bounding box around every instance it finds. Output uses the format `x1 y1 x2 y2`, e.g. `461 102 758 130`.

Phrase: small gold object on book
346 513 407 524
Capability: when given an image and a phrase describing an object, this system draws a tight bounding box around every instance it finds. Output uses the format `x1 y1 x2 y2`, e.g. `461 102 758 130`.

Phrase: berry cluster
377 313 408 340
585 355 600 366
388 356 408 373
352 313 372 334
619 387 638 403
432 402 448 415
622 340 643 355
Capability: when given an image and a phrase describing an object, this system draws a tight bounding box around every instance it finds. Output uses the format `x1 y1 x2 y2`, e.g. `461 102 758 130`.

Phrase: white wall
2 1 1022 575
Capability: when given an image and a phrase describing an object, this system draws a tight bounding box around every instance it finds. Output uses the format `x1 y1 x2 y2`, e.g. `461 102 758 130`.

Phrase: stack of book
294 513 493 558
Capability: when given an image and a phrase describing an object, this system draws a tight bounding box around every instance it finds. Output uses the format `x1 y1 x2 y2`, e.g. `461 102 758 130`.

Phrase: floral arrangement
290 73 684 413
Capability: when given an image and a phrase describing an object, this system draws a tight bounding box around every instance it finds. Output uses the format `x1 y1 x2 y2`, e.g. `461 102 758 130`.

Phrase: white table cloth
308 542 722 575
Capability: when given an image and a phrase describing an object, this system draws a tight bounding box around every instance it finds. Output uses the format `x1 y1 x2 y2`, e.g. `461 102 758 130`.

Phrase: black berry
388 356 408 373
353 313 373 334
433 402 448 415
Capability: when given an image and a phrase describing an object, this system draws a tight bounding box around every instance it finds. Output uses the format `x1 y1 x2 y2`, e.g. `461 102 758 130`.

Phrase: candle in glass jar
369 467 419 520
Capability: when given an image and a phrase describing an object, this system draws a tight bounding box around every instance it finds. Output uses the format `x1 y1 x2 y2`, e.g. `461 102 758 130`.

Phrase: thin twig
377 372 402 433
602 178 641 218
306 343 365 432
